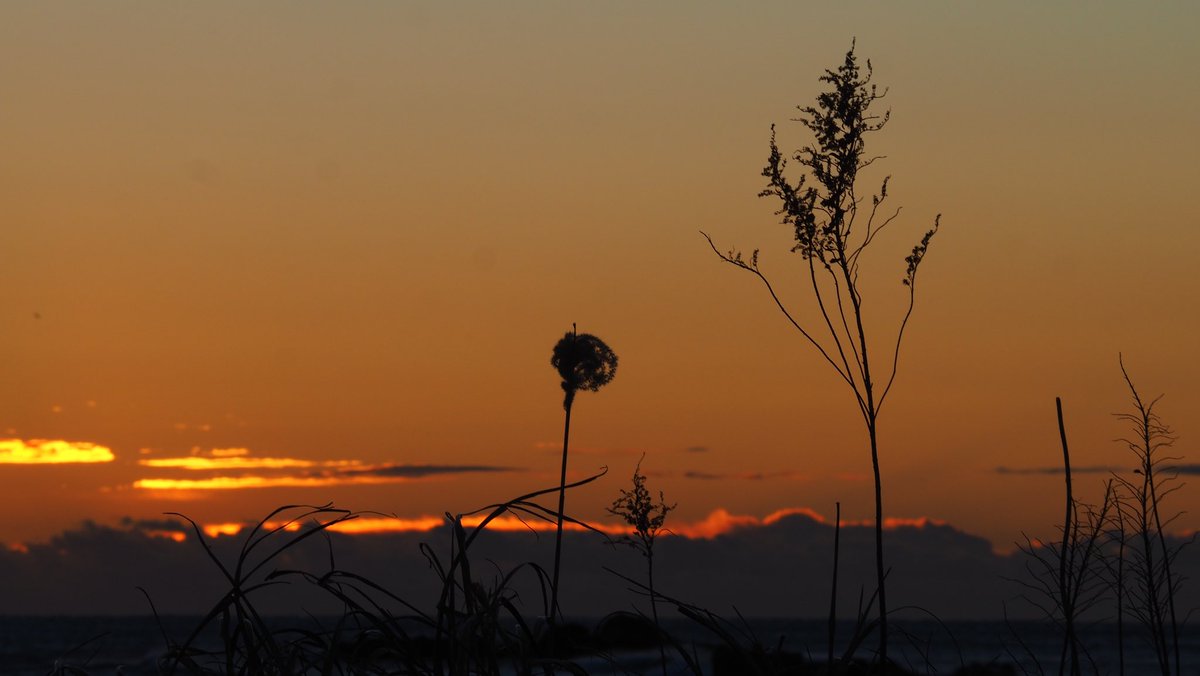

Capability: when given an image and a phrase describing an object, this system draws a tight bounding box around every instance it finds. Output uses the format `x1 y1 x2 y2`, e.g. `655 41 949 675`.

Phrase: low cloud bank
133 446 518 490
3 511 1196 620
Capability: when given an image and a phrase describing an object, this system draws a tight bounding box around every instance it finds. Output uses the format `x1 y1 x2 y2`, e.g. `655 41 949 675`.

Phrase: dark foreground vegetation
34 358 1192 676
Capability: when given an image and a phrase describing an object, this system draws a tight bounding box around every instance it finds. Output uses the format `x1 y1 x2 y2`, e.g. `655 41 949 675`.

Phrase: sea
5 615 1199 675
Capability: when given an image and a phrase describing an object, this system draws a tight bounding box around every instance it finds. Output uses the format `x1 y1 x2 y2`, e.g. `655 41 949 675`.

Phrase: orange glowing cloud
202 523 245 538
656 507 942 539
763 507 829 525
166 507 945 544
327 515 625 536
138 457 351 470
133 447 517 491
671 508 763 539
134 475 402 490
325 516 446 534
0 439 115 464
143 529 187 543
195 514 631 539
881 516 948 529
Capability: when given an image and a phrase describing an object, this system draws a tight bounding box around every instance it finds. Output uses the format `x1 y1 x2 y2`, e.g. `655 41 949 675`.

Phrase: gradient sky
2 3 1198 555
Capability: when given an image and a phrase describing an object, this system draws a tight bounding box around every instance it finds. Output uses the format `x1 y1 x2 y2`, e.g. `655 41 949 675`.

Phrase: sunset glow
128 446 517 492
202 523 245 538
133 475 402 490
139 456 351 470
144 529 187 543
1 3 1198 635
181 508 944 541
0 439 115 464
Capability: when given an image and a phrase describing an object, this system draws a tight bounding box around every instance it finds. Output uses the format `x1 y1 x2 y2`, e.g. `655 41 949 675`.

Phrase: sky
2 1 1199 609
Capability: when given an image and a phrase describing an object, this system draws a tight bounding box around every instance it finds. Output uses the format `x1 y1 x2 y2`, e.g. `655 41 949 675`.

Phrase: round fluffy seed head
551 331 618 401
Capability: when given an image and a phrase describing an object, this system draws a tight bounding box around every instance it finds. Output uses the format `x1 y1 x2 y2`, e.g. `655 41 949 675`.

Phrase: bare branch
702 231 855 388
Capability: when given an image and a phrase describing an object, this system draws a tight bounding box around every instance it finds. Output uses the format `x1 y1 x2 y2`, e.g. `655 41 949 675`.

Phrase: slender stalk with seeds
608 455 675 676
548 324 617 627
703 43 940 668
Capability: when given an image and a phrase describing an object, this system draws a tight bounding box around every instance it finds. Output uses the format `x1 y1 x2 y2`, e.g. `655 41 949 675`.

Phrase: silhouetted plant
703 41 940 667
1111 357 1186 676
151 503 358 675
1012 399 1116 676
152 478 616 675
607 455 675 676
549 324 618 626
420 470 608 675
1010 364 1193 676
1106 493 1130 676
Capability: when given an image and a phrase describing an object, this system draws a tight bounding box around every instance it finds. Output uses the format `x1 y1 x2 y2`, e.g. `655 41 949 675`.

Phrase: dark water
6 615 1199 675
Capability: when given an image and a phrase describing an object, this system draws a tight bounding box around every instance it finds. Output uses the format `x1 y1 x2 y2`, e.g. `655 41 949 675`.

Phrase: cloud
994 465 1121 475
684 445 709 453
11 506 1189 622
139 456 334 470
341 464 517 479
211 448 248 457
0 439 115 464
664 507 941 539
682 469 805 481
133 463 517 491
182 507 835 541
135 476 372 490
133 447 520 491
670 508 764 538
194 514 629 538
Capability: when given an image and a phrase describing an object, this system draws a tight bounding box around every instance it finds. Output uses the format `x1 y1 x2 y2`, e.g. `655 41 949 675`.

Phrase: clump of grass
147 471 615 675
423 468 609 672
152 503 357 674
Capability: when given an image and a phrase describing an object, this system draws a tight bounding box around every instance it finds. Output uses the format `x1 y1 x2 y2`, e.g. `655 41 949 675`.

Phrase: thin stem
702 232 858 393
550 397 574 629
868 419 887 669
828 501 841 666
649 553 667 676
813 257 864 399
877 277 918 413
1116 503 1126 676
1056 397 1081 676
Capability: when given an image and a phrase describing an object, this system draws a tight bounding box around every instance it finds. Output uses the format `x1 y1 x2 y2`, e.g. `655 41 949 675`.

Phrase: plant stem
649 552 667 676
869 421 887 670
1146 428 1180 676
1116 507 1126 676
1056 397 1081 676
828 501 841 666
550 397 574 629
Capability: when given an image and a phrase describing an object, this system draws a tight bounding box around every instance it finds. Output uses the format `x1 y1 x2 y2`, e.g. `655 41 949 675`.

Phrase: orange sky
1 3 1198 551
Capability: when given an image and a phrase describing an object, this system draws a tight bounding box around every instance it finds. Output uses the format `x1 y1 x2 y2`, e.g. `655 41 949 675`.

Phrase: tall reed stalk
704 44 941 667
1056 397 1082 676
548 325 617 627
